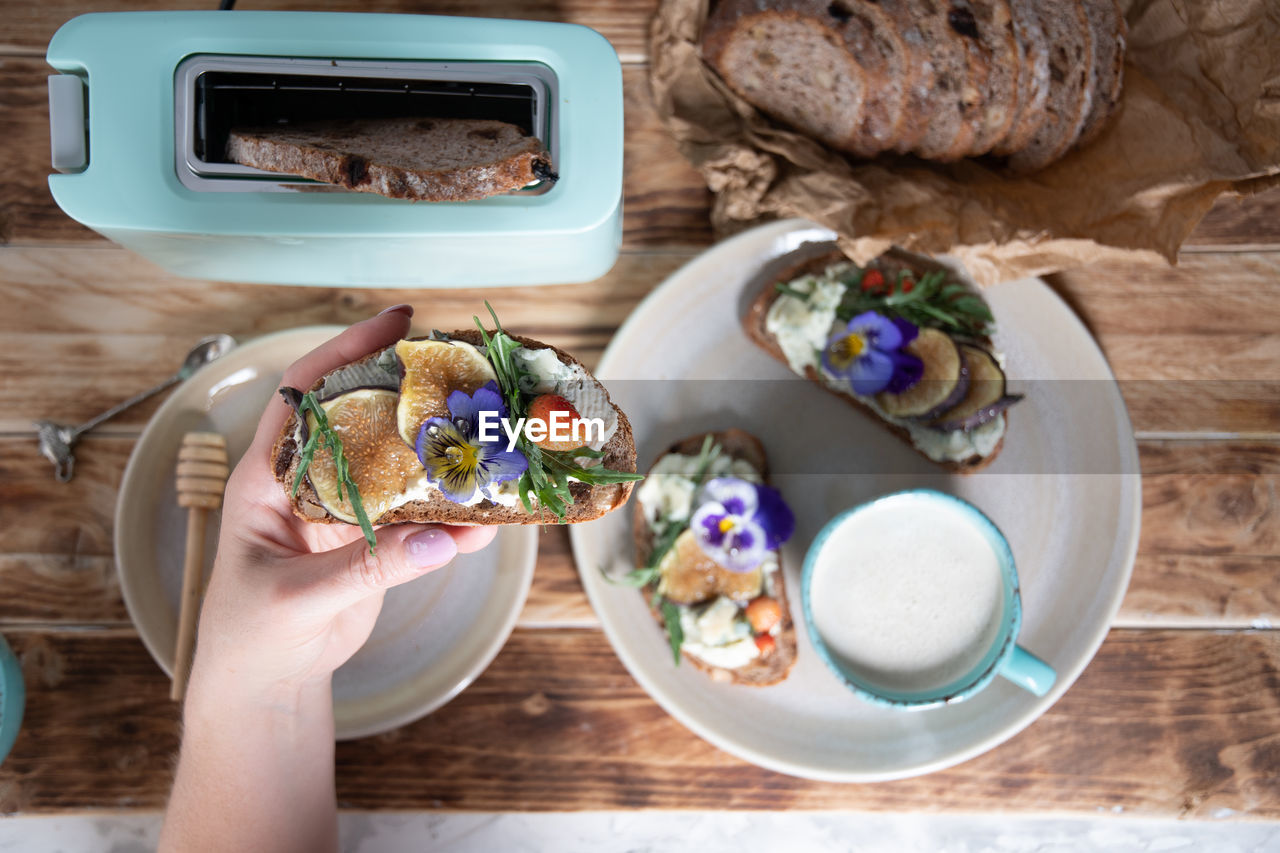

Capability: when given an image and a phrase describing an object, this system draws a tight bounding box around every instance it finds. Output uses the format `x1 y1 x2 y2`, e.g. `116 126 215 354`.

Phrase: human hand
188 306 498 701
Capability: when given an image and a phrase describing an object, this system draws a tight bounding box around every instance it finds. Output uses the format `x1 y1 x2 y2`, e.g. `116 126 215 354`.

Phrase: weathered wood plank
0 628 1276 817
0 249 690 432
1 55 1275 250
1 438 1276 629
1 246 1279 433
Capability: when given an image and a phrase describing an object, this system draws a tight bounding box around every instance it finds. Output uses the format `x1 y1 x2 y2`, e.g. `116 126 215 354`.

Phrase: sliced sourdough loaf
956 0 1022 156
1075 0 1127 146
226 117 555 202
903 0 979 160
701 0 908 157
991 0 1052 155
1006 1 1095 172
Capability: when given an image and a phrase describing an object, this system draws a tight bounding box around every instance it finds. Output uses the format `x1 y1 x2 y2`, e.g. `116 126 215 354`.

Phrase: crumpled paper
649 0 1280 284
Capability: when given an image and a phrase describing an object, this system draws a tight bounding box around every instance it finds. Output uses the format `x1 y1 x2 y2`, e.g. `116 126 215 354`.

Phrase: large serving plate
569 220 1141 781
115 326 537 740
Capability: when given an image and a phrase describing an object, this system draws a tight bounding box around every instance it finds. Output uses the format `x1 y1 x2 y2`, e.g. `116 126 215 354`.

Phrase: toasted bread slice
226 118 556 202
273 330 635 526
742 245 1008 473
634 429 797 686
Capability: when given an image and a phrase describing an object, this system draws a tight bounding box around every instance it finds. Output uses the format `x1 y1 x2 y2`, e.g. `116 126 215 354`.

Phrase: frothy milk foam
810 495 1005 694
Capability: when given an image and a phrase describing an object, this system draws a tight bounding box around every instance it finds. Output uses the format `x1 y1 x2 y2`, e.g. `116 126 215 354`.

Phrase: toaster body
46 12 623 287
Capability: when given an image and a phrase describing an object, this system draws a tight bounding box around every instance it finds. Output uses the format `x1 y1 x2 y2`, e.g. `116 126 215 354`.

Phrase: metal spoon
35 334 236 482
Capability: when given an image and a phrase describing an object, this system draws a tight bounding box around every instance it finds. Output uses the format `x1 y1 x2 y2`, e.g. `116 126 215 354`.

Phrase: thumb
309 524 460 609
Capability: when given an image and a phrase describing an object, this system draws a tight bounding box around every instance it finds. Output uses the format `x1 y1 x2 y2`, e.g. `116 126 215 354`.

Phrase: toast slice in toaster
227 117 557 202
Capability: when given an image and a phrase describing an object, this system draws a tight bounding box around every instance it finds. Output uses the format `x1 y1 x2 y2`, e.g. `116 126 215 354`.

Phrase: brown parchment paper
649 0 1280 285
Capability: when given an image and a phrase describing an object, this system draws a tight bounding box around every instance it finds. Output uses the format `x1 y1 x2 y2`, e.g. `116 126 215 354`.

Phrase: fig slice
875 328 969 419
394 339 497 447
657 529 763 606
928 345 1024 431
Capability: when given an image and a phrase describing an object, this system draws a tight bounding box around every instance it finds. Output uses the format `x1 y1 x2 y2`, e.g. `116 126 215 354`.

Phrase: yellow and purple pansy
416 382 528 504
690 478 795 573
822 311 924 395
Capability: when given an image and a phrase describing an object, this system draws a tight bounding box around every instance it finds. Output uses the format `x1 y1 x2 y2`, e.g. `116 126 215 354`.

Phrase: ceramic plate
569 220 1141 781
115 326 537 740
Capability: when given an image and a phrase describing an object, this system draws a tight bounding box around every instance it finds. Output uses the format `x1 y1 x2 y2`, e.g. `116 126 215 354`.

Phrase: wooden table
2 0 1279 822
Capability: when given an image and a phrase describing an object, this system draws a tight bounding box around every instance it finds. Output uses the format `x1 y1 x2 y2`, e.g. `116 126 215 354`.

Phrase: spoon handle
70 373 181 439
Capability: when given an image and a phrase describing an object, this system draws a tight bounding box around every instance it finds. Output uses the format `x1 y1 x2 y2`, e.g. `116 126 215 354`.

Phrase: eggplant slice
928 344 1024 431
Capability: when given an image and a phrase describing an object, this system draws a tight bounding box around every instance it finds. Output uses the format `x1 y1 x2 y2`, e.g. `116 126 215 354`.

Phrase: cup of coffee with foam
801 489 1055 709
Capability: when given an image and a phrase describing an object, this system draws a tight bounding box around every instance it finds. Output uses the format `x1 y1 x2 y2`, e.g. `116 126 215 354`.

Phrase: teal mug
0 634 24 766
801 489 1056 709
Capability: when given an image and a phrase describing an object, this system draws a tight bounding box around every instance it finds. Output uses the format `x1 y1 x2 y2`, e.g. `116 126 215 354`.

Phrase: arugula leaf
833 265 994 337
289 390 377 555
473 302 642 523
659 600 684 664
599 564 661 588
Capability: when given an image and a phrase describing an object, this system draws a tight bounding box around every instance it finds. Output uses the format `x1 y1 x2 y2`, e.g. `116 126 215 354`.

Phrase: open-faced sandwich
273 308 640 548
745 245 1022 472
625 429 797 685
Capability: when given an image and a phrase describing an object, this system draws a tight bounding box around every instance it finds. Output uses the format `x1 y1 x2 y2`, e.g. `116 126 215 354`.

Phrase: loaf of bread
700 0 1126 170
227 118 557 202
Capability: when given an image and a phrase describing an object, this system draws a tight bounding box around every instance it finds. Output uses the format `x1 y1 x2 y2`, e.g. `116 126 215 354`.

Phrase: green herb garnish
473 301 642 522
659 600 684 665
291 391 378 554
836 267 994 337
604 434 724 665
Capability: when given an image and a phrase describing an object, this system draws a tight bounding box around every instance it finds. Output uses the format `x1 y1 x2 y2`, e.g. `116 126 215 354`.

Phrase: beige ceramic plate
570 220 1141 781
115 326 537 740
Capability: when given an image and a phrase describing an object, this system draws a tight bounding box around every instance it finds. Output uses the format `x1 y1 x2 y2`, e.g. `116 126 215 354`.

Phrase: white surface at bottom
0 812 1274 852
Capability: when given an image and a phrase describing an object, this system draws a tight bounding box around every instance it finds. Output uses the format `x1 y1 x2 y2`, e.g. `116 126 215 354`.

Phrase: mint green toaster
46 12 623 287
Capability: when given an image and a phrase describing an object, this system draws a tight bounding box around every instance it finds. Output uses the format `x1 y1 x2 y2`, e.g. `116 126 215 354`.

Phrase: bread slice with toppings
226 118 556 202
633 429 798 686
743 244 1017 473
273 330 636 527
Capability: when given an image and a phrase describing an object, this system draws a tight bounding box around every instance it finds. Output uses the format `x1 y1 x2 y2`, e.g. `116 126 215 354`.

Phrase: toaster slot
174 56 557 194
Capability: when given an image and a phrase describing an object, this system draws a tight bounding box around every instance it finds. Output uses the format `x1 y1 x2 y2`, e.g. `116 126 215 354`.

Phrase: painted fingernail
405 527 457 568
377 304 414 317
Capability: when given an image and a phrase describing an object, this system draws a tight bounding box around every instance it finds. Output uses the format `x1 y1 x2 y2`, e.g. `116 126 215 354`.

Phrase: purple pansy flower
822 311 924 395
690 478 796 573
416 381 528 504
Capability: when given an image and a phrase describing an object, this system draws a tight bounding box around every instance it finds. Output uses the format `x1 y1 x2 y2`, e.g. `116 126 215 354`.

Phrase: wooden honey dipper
171 431 229 701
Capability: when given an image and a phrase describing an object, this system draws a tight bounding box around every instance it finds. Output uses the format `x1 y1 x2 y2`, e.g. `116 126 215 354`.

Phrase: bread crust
701 0 908 157
634 429 798 687
272 331 636 526
741 245 1007 473
226 118 554 202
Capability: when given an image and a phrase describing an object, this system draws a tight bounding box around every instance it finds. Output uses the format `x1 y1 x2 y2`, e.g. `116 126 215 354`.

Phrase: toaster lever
48 74 88 172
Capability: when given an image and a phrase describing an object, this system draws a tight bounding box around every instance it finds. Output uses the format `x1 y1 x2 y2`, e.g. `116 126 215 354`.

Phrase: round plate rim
569 218 1141 782
114 325 538 740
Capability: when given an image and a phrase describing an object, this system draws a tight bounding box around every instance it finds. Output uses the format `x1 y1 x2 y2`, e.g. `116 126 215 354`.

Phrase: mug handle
998 645 1056 697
